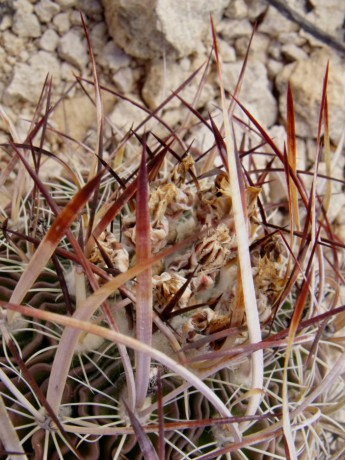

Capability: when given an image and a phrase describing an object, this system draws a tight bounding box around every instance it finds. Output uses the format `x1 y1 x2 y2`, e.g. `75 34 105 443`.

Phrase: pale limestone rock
102 0 230 59
29 50 60 76
18 50 30 62
267 124 307 204
160 107 189 129
39 28 59 51
301 0 345 46
235 32 270 61
55 0 77 7
1 62 12 76
109 96 176 139
51 95 96 141
244 0 267 20
218 38 236 63
281 44 309 62
305 138 318 163
0 14 13 31
218 18 253 41
267 40 281 60
259 5 299 37
276 49 345 142
53 11 70 34
60 61 79 82
109 98 150 133
4 51 61 105
0 48 6 73
270 124 307 170
13 0 33 16
98 41 131 72
142 58 215 110
224 0 248 19
69 10 82 26
6 56 17 66
267 58 283 78
89 22 108 54
184 114 217 156
58 29 88 70
278 32 307 47
302 160 345 223
2 31 25 56
336 224 345 250
34 0 60 23
0 0 14 18
112 67 134 93
221 60 278 128
52 90 114 141
79 0 103 20
12 0 41 38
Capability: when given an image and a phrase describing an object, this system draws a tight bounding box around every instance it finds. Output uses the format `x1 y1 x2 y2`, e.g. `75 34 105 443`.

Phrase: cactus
0 17 344 460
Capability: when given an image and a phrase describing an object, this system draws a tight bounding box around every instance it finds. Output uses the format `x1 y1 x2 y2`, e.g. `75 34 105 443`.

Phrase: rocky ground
0 0 344 233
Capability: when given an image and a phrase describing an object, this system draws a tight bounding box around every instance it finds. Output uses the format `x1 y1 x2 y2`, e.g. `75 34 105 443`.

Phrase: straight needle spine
134 141 153 410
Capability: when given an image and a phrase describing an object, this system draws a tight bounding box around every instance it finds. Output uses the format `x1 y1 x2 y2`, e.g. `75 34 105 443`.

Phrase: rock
281 44 309 62
221 60 278 128
224 0 248 19
6 56 17 66
89 22 108 55
52 95 95 141
39 28 59 51
259 5 299 37
98 41 131 72
58 29 89 70
70 10 83 26
60 61 79 82
336 223 345 247
109 98 152 134
302 161 345 223
267 124 307 204
235 32 270 61
112 67 134 93
0 61 12 77
276 49 345 142
244 0 267 21
53 11 70 34
300 0 344 45
102 0 230 59
0 47 6 73
278 32 306 47
0 14 13 31
12 0 41 38
54 0 77 7
79 0 104 20
185 108 224 159
305 138 318 163
270 124 307 170
34 0 60 23
2 31 25 56
29 50 60 76
218 38 236 63
18 50 30 63
218 18 253 42
52 90 114 141
109 95 183 139
4 51 61 105
267 40 281 60
0 0 14 18
267 58 283 78
142 58 215 111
